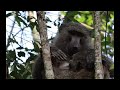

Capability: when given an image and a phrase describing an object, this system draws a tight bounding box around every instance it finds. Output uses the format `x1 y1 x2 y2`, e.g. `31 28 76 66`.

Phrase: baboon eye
80 39 82 44
68 37 71 41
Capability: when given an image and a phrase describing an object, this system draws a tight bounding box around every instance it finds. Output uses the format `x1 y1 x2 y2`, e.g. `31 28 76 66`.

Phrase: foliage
6 11 114 79
6 11 38 79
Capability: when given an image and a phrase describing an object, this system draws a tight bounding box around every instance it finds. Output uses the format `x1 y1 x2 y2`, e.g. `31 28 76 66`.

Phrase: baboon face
65 30 88 56
54 22 91 56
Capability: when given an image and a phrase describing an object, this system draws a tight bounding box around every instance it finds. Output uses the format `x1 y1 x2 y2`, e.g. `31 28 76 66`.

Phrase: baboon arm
32 56 45 79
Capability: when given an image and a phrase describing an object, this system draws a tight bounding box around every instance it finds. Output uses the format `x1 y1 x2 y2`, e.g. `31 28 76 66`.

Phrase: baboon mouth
69 49 79 56
73 48 79 53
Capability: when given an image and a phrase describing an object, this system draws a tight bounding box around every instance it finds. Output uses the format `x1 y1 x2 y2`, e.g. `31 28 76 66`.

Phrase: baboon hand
50 46 68 61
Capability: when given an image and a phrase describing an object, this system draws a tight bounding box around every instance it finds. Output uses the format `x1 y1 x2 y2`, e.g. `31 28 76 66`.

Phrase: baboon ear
58 23 67 33
89 30 94 38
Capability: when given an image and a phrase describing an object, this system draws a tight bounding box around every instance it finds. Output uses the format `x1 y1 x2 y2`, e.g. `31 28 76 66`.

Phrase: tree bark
94 11 104 79
37 11 54 79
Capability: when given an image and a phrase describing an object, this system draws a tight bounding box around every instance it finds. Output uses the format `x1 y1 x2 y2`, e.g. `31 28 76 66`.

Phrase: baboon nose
73 47 78 50
72 47 79 53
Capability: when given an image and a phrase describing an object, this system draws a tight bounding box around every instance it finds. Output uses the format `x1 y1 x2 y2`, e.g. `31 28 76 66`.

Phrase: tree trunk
37 11 54 79
94 11 104 79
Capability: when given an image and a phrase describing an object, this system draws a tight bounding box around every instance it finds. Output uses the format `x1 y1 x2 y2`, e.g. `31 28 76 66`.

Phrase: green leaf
15 16 21 27
6 12 12 17
29 22 37 30
80 11 90 14
11 64 17 72
86 15 93 25
110 64 114 70
77 15 85 22
54 21 57 26
46 17 52 22
27 16 30 22
26 75 32 79
16 46 24 49
23 71 31 79
18 51 25 57
110 13 114 18
17 64 25 71
106 35 111 42
33 42 40 52
47 25 51 28
7 50 16 61
25 47 29 51
60 11 66 16
18 16 27 27
10 70 16 76
9 38 18 44
15 16 28 27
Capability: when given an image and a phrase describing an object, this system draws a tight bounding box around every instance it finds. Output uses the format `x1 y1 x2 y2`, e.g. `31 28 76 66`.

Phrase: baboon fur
32 22 111 79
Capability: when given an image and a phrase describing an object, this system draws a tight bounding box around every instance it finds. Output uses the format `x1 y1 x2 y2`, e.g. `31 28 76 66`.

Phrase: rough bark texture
37 11 54 79
94 11 104 79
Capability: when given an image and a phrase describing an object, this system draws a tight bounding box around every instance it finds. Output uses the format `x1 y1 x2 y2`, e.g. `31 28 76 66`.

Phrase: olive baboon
32 22 112 79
